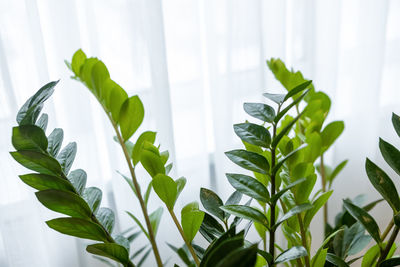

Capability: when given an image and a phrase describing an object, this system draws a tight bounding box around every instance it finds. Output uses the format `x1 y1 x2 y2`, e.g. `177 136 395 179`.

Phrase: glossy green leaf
275 246 307 264
80 58 99 89
17 81 58 126
274 89 309 123
392 113 400 138
68 169 87 195
325 253 349 267
131 131 156 165
233 123 271 148
19 173 75 192
220 205 268 228
200 212 225 241
271 110 305 148
272 144 307 175
119 96 144 141
181 202 205 242
361 244 380 267
36 113 48 132
365 158 400 212
215 244 258 267
200 234 244 267
149 207 163 236
225 149 269 174
274 203 312 230
284 80 312 101
57 142 77 175
320 121 344 152
153 174 177 209
140 149 165 177
46 217 108 242
304 191 333 228
243 103 275 123
271 178 306 204
108 83 128 123
343 199 381 244
225 191 242 206
86 243 130 265
262 93 285 105
83 187 102 213
71 49 87 76
47 128 64 157
96 207 115 233
10 150 63 176
379 138 400 177
200 188 225 220
380 257 400 267
226 173 269 203
12 125 48 152
36 189 92 218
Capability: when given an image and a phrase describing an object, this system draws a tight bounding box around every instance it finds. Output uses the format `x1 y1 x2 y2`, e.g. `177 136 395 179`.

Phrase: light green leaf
225 149 269 174
71 49 87 76
304 191 333 228
361 243 380 267
320 121 344 152
108 82 128 123
131 131 156 165
153 174 177 209
175 177 186 199
181 202 205 242
226 173 269 203
119 96 144 141
140 149 165 177
149 207 163 236
284 80 313 101
270 178 306 204
274 203 312 230
91 60 110 98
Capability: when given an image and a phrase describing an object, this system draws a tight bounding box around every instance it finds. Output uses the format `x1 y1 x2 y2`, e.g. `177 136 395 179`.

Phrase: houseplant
10 50 400 266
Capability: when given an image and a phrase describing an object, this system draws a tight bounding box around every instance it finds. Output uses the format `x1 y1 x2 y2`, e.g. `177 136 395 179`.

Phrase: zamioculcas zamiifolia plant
10 50 400 266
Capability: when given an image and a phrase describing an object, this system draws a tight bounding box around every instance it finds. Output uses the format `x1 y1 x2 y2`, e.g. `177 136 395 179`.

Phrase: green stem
381 219 394 241
110 116 163 267
263 205 267 251
297 214 311 267
377 225 399 264
320 154 328 234
168 208 200 266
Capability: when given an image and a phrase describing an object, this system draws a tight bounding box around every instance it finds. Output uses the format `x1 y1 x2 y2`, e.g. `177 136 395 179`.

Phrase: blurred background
1 0 400 266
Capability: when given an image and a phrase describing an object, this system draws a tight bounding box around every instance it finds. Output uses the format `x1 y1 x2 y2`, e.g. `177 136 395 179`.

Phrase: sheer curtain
0 0 399 266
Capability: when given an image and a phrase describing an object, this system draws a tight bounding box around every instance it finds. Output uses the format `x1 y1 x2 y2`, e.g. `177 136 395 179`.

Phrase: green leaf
47 128 64 157
144 181 152 207
284 80 312 101
181 202 205 242
311 248 327 267
200 188 225 220
365 158 400 212
46 217 108 242
126 211 149 240
392 113 400 138
271 178 306 204
10 150 63 176
379 138 400 177
176 177 186 199
17 81 58 125
91 60 110 98
131 131 156 165
243 103 275 123
220 205 268 228
226 173 269 203
80 58 99 89
83 187 102 213
274 204 313 230
119 96 144 141
320 121 344 152
200 213 225 241
96 207 115 233
36 189 92 218
328 160 348 186
225 191 242 206
233 123 271 148
304 191 333 228
167 243 193 266
272 144 308 175
361 244 380 267
153 174 177 209
68 169 87 195
36 113 48 132
19 173 75 192
380 257 400 267
262 93 285 105
86 243 130 265
225 149 269 174
108 82 128 123
275 246 307 264
274 89 310 123
71 49 87 76
12 125 48 152
215 244 258 267
57 142 77 175
272 110 305 148
325 253 349 267
140 149 165 177
149 207 163 236
343 199 381 244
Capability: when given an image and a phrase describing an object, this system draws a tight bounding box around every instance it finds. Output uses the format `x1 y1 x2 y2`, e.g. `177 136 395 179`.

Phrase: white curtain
0 0 399 266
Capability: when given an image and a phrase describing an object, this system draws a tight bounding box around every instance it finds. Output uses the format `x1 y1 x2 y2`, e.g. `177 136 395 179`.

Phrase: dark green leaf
12 125 48 152
131 131 156 165
325 253 349 267
392 113 400 138
200 213 225 240
36 113 48 131
47 128 64 157
262 93 285 105
284 80 312 101
10 150 62 176
17 81 58 125
57 142 77 175
19 173 75 192
46 217 108 242
149 207 163 236
380 257 400 267
36 189 92 218
225 191 242 206
86 243 130 265
233 123 271 148
343 199 381 244
272 144 308 175
215 244 258 267
365 158 400 212
200 234 244 267
83 187 102 213
68 169 87 195
243 103 275 123
119 96 144 141
221 205 268 228
226 173 269 203
153 174 177 209
274 89 309 123
274 204 312 230
96 207 115 233
200 188 225 220
379 138 400 177
275 246 307 264
271 110 305 148
225 149 269 174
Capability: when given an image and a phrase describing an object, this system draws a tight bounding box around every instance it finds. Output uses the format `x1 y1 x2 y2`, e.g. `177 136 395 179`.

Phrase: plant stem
263 205 267 251
297 214 311 267
269 123 277 261
377 225 399 264
320 154 328 234
168 208 200 266
110 117 163 267
381 219 394 241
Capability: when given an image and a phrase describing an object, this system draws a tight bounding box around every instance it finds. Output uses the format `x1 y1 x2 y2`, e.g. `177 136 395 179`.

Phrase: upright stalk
297 214 311 267
168 209 200 266
109 115 163 267
377 225 400 264
381 219 394 241
269 123 277 261
320 154 328 233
